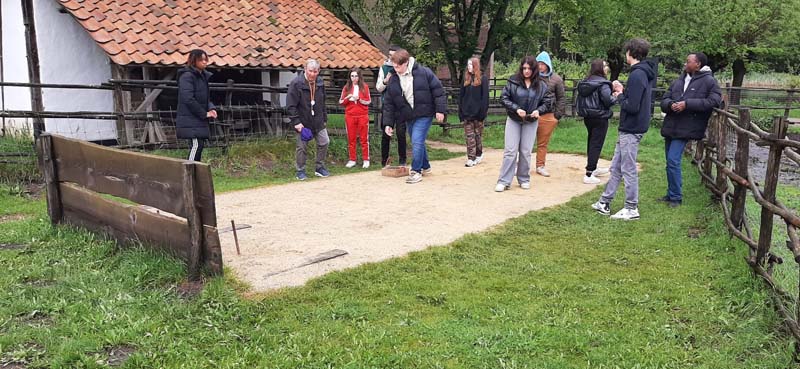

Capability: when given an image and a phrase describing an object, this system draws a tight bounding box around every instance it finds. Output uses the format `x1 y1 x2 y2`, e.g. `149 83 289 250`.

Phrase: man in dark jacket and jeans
592 38 657 220
286 59 330 181
659 52 722 207
382 49 447 184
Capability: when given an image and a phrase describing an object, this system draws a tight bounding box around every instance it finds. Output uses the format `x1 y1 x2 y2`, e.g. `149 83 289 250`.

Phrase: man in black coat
382 49 447 184
286 59 330 181
659 52 722 207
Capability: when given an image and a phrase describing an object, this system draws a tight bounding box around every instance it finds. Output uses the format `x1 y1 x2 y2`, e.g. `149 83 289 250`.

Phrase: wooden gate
37 133 222 279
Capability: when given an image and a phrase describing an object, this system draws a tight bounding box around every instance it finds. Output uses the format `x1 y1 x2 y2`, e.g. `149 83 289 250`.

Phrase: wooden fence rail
690 107 800 345
36 133 223 279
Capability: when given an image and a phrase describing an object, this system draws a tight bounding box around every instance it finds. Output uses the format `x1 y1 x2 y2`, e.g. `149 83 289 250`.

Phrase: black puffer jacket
286 72 328 134
500 76 552 123
576 75 616 119
660 67 722 140
382 59 447 128
176 67 215 139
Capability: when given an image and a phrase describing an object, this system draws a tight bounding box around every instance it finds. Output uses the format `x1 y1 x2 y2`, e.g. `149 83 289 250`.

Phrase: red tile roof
58 0 386 69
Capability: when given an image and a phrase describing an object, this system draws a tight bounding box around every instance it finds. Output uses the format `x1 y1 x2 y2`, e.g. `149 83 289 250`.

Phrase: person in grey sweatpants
495 55 552 191
591 38 656 220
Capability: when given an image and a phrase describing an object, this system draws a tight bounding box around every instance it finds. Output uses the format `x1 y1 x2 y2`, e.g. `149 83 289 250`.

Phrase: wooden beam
183 163 203 280
38 134 62 224
60 182 223 275
21 0 45 137
731 109 750 228
134 70 176 113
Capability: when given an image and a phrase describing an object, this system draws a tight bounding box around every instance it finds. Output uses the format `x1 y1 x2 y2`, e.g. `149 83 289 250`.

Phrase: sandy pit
215 143 610 291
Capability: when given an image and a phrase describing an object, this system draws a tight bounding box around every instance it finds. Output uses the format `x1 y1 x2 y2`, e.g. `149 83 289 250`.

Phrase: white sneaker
495 183 510 192
465 159 476 167
345 160 356 168
474 155 484 164
592 168 610 177
536 166 550 177
406 171 422 184
362 160 370 169
610 208 640 220
422 168 432 176
520 182 531 190
583 175 601 184
591 201 611 216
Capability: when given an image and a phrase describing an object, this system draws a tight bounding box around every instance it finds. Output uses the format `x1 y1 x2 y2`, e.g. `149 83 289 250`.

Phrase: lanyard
308 78 317 116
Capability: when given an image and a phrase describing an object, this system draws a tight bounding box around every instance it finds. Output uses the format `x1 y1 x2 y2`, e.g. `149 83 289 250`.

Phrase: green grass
0 118 797 368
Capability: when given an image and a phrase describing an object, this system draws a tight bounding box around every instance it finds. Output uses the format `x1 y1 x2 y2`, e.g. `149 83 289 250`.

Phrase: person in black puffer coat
176 49 217 162
494 55 552 192
576 59 617 184
659 52 722 207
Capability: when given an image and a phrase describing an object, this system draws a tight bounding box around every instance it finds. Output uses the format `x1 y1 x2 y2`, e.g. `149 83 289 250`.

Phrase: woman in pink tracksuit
340 69 372 168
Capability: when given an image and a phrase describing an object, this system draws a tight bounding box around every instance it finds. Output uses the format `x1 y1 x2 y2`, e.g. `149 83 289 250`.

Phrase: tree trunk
730 58 746 106
607 47 624 81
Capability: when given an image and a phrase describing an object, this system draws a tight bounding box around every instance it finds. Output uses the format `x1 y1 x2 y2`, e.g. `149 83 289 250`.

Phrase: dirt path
215 143 610 291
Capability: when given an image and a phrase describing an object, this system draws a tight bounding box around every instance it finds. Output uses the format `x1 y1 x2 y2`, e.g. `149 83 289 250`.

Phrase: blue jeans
664 137 688 201
408 117 433 172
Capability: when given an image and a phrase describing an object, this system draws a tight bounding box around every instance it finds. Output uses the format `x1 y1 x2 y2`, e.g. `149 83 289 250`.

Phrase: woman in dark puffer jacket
176 49 217 161
576 59 617 184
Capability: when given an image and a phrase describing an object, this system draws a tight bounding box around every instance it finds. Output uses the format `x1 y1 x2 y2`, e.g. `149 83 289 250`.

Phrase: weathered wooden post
38 133 62 225
182 162 204 280
730 108 751 229
755 116 789 265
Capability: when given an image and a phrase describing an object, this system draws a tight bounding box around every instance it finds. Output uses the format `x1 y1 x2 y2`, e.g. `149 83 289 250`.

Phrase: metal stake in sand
231 220 241 255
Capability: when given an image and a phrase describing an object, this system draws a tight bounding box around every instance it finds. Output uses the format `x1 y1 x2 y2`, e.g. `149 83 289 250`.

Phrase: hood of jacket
631 59 656 83
536 51 553 77
578 76 611 97
683 65 713 81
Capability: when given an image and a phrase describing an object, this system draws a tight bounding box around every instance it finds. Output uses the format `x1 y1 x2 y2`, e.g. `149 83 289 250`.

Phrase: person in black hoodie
176 49 217 161
591 38 657 220
495 55 552 192
659 52 722 207
286 59 330 181
576 59 616 184
458 57 489 167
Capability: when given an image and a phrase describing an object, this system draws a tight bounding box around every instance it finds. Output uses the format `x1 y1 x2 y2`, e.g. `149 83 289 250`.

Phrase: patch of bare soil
215 143 612 292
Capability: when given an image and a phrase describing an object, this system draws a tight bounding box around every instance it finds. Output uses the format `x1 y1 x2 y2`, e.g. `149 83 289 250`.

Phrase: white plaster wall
261 70 300 107
35 0 115 141
1 0 34 134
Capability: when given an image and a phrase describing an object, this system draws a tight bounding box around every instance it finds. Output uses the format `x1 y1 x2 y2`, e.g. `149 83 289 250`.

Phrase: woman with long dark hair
575 59 616 184
176 49 217 161
459 57 489 167
339 68 372 168
495 56 552 192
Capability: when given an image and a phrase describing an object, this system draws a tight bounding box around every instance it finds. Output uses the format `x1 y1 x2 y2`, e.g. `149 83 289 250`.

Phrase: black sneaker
657 195 670 202
668 200 682 208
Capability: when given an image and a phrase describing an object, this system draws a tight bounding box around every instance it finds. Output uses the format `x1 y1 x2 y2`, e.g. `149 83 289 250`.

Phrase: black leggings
380 122 407 166
188 138 205 161
584 117 609 175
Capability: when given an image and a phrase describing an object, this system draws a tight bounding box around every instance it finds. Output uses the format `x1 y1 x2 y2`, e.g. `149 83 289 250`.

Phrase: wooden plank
21 0 45 137
60 182 222 274
111 65 131 145
38 134 62 224
756 116 789 264
731 109 750 228
50 135 216 225
134 70 176 113
183 163 203 280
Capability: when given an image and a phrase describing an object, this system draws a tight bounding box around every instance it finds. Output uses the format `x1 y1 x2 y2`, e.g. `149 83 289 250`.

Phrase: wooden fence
36 133 223 279
690 107 800 342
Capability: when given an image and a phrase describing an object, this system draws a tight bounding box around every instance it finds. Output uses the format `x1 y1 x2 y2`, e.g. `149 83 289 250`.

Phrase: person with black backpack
576 59 616 184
